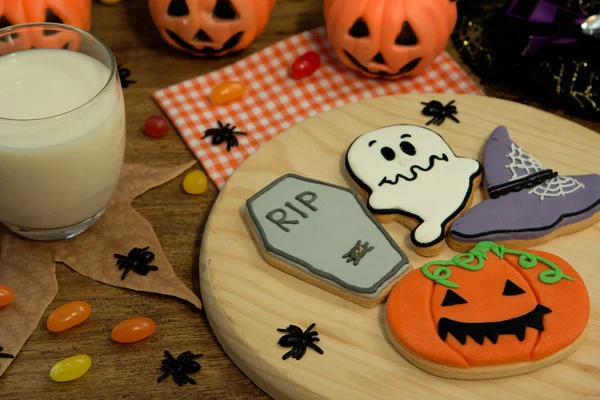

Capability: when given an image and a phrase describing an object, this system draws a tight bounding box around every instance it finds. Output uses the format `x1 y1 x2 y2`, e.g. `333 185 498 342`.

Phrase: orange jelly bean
111 317 156 343
209 81 246 104
0 284 14 307
47 301 92 333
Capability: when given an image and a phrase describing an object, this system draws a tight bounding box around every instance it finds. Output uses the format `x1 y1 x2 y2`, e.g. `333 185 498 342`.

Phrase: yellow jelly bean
50 355 91 382
209 81 246 104
183 170 208 195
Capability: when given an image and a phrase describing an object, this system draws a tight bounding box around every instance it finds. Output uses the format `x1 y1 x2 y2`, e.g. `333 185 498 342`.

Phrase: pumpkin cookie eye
44 10 63 36
395 21 418 46
441 289 467 306
167 0 189 17
503 279 526 296
380 147 396 161
213 0 238 20
349 17 369 38
400 141 416 156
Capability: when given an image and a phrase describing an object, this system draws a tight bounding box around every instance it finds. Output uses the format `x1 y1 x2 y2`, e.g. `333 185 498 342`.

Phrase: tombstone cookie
245 174 411 308
385 241 589 379
448 126 600 252
345 124 482 257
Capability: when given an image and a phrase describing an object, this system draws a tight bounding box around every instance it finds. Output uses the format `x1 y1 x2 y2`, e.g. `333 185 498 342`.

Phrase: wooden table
1 1 598 399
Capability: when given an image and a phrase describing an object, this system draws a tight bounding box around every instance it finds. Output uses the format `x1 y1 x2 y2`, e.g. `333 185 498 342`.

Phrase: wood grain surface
201 94 600 400
0 1 598 399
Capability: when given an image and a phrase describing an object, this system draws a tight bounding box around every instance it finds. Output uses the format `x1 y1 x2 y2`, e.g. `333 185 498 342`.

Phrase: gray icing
342 240 374 266
246 174 410 298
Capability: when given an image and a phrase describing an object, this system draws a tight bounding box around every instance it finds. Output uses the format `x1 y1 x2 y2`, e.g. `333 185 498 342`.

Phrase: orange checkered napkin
153 27 483 190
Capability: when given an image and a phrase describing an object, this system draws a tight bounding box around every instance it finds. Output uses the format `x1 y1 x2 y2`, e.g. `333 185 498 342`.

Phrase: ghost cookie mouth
379 153 448 186
438 304 551 345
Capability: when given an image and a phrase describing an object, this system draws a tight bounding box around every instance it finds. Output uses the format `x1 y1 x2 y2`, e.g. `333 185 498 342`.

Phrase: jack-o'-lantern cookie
345 124 482 257
385 241 590 379
245 174 411 308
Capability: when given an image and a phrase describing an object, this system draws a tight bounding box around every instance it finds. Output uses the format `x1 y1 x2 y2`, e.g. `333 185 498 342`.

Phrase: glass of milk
0 23 126 241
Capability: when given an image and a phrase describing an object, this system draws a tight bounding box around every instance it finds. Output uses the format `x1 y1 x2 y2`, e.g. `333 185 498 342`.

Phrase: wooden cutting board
199 94 600 400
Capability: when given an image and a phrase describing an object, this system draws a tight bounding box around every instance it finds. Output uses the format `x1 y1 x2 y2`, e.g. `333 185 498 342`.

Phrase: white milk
0 49 125 229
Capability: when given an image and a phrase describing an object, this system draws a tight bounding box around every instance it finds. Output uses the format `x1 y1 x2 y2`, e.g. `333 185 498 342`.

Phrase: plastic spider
157 350 202 386
277 323 324 360
113 246 158 280
421 100 460 126
117 64 136 88
0 346 14 366
203 120 246 152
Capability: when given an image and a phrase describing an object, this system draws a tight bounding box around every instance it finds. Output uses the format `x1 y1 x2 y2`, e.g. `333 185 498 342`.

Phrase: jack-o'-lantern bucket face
385 242 590 378
0 0 91 53
25 0 91 50
0 1 31 54
324 0 457 79
149 0 276 57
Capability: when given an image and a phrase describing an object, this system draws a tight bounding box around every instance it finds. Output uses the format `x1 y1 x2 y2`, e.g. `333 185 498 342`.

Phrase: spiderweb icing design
505 143 584 200
528 176 585 200
505 143 544 180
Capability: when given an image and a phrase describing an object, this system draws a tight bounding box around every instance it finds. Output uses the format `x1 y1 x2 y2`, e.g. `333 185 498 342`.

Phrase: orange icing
386 245 589 368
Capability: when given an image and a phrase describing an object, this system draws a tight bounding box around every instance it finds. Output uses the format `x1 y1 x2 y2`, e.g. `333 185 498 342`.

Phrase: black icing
503 279 526 296
487 169 558 199
381 146 396 161
378 153 448 186
400 141 416 156
441 289 468 306
438 304 551 345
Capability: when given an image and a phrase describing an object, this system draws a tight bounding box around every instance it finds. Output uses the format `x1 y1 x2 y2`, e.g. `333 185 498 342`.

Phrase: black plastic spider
157 350 202 386
277 323 324 360
117 64 136 88
0 346 14 365
113 246 158 280
203 120 246 152
421 100 460 126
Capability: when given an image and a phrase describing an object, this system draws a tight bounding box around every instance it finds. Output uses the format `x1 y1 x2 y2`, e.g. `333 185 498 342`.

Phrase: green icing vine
421 241 575 288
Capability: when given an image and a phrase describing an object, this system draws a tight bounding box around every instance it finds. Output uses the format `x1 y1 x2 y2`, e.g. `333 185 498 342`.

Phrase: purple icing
450 126 600 242
484 126 515 189
450 174 600 241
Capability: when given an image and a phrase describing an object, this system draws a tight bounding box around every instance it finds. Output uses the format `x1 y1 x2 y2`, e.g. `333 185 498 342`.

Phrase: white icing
346 125 480 246
528 176 586 200
505 142 544 180
505 142 585 200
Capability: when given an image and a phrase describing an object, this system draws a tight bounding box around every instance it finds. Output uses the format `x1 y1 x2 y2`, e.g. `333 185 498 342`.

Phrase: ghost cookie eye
400 141 416 156
380 147 396 161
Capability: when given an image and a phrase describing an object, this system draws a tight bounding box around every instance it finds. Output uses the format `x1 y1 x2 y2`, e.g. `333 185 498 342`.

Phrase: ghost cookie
385 241 590 379
345 124 482 256
245 174 411 308
448 126 600 252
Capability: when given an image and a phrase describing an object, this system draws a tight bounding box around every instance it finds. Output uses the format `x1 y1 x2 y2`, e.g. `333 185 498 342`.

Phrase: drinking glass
0 23 126 241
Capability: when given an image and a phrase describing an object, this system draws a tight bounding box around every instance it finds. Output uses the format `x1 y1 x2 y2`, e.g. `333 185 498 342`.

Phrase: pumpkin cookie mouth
438 304 552 345
166 30 242 55
378 153 448 186
343 50 421 77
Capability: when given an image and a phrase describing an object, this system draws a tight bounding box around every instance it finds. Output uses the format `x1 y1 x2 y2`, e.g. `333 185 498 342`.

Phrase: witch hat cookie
448 126 600 252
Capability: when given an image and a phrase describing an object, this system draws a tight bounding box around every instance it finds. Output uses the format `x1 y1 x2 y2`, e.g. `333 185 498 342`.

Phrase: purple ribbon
506 0 587 55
